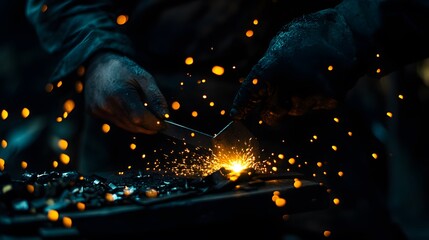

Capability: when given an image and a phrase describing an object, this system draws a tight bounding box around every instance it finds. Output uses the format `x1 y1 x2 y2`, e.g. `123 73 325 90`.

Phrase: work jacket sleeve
26 0 136 82
335 0 429 76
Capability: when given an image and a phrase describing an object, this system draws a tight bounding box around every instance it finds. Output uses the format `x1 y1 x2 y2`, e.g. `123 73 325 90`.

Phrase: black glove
84 52 169 134
230 8 364 126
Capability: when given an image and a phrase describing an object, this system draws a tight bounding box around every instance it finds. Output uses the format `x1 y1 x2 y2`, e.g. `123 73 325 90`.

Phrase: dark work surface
0 169 329 240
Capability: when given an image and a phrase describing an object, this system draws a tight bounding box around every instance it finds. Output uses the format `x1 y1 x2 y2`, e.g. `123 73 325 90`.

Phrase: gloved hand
84 52 169 134
230 8 364 126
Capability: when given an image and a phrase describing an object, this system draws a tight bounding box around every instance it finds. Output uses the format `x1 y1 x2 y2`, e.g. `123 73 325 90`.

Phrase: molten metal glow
0 158 4 171
102 123 110 133
172 101 181 110
58 139 68 150
47 210 59 221
212 66 224 76
116 15 128 25
210 139 257 177
21 108 30 118
63 217 72 228
185 57 194 65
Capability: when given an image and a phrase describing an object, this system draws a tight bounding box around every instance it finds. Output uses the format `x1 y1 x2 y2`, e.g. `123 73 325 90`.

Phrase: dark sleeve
26 0 136 82
336 0 429 75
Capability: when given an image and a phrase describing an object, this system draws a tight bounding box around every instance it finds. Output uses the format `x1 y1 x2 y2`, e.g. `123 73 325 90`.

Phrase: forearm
26 0 136 82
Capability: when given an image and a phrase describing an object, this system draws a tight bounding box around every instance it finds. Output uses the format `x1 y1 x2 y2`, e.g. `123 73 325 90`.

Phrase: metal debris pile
0 167 279 216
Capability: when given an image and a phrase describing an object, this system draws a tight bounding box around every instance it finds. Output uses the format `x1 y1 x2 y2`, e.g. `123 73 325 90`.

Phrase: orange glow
220 110 226 115
41 4 48 13
145 189 158 198
338 171 344 177
386 112 393 118
52 161 58 168
56 117 63 122
212 66 224 76
347 131 353 136
272 194 279 202
376 68 381 74
1 140 7 148
116 15 128 25
328 65 334 71
333 117 339 123
21 108 30 118
333 198 340 205
245 30 254 37
60 153 70 165
332 145 338 151
171 101 181 110
185 57 194 65
63 99 75 113
278 154 284 159
317 162 322 167
75 81 83 93
124 187 131 196
105 193 114 202
76 202 85 211
372 153 378 159
293 179 302 188
324 230 331 237
253 19 259 25
21 161 28 169
45 83 54 92
63 217 72 228
27 184 35 193
209 102 215 107
102 123 110 133
130 143 137 150
77 66 85 76
47 210 59 222
1 110 7 120
258 120 263 125
191 111 198 117
275 198 286 207
252 78 258 85
0 158 4 171
288 158 295 165
58 139 68 150
57 81 63 87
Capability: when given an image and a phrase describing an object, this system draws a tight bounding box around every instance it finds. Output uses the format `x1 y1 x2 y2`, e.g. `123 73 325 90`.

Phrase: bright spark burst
144 138 270 178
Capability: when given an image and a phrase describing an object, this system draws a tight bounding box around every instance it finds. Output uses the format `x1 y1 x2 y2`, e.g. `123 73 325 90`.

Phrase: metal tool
161 120 214 150
161 120 259 156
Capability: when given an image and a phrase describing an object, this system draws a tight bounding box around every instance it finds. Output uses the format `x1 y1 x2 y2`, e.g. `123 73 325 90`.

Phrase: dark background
1 1 429 239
